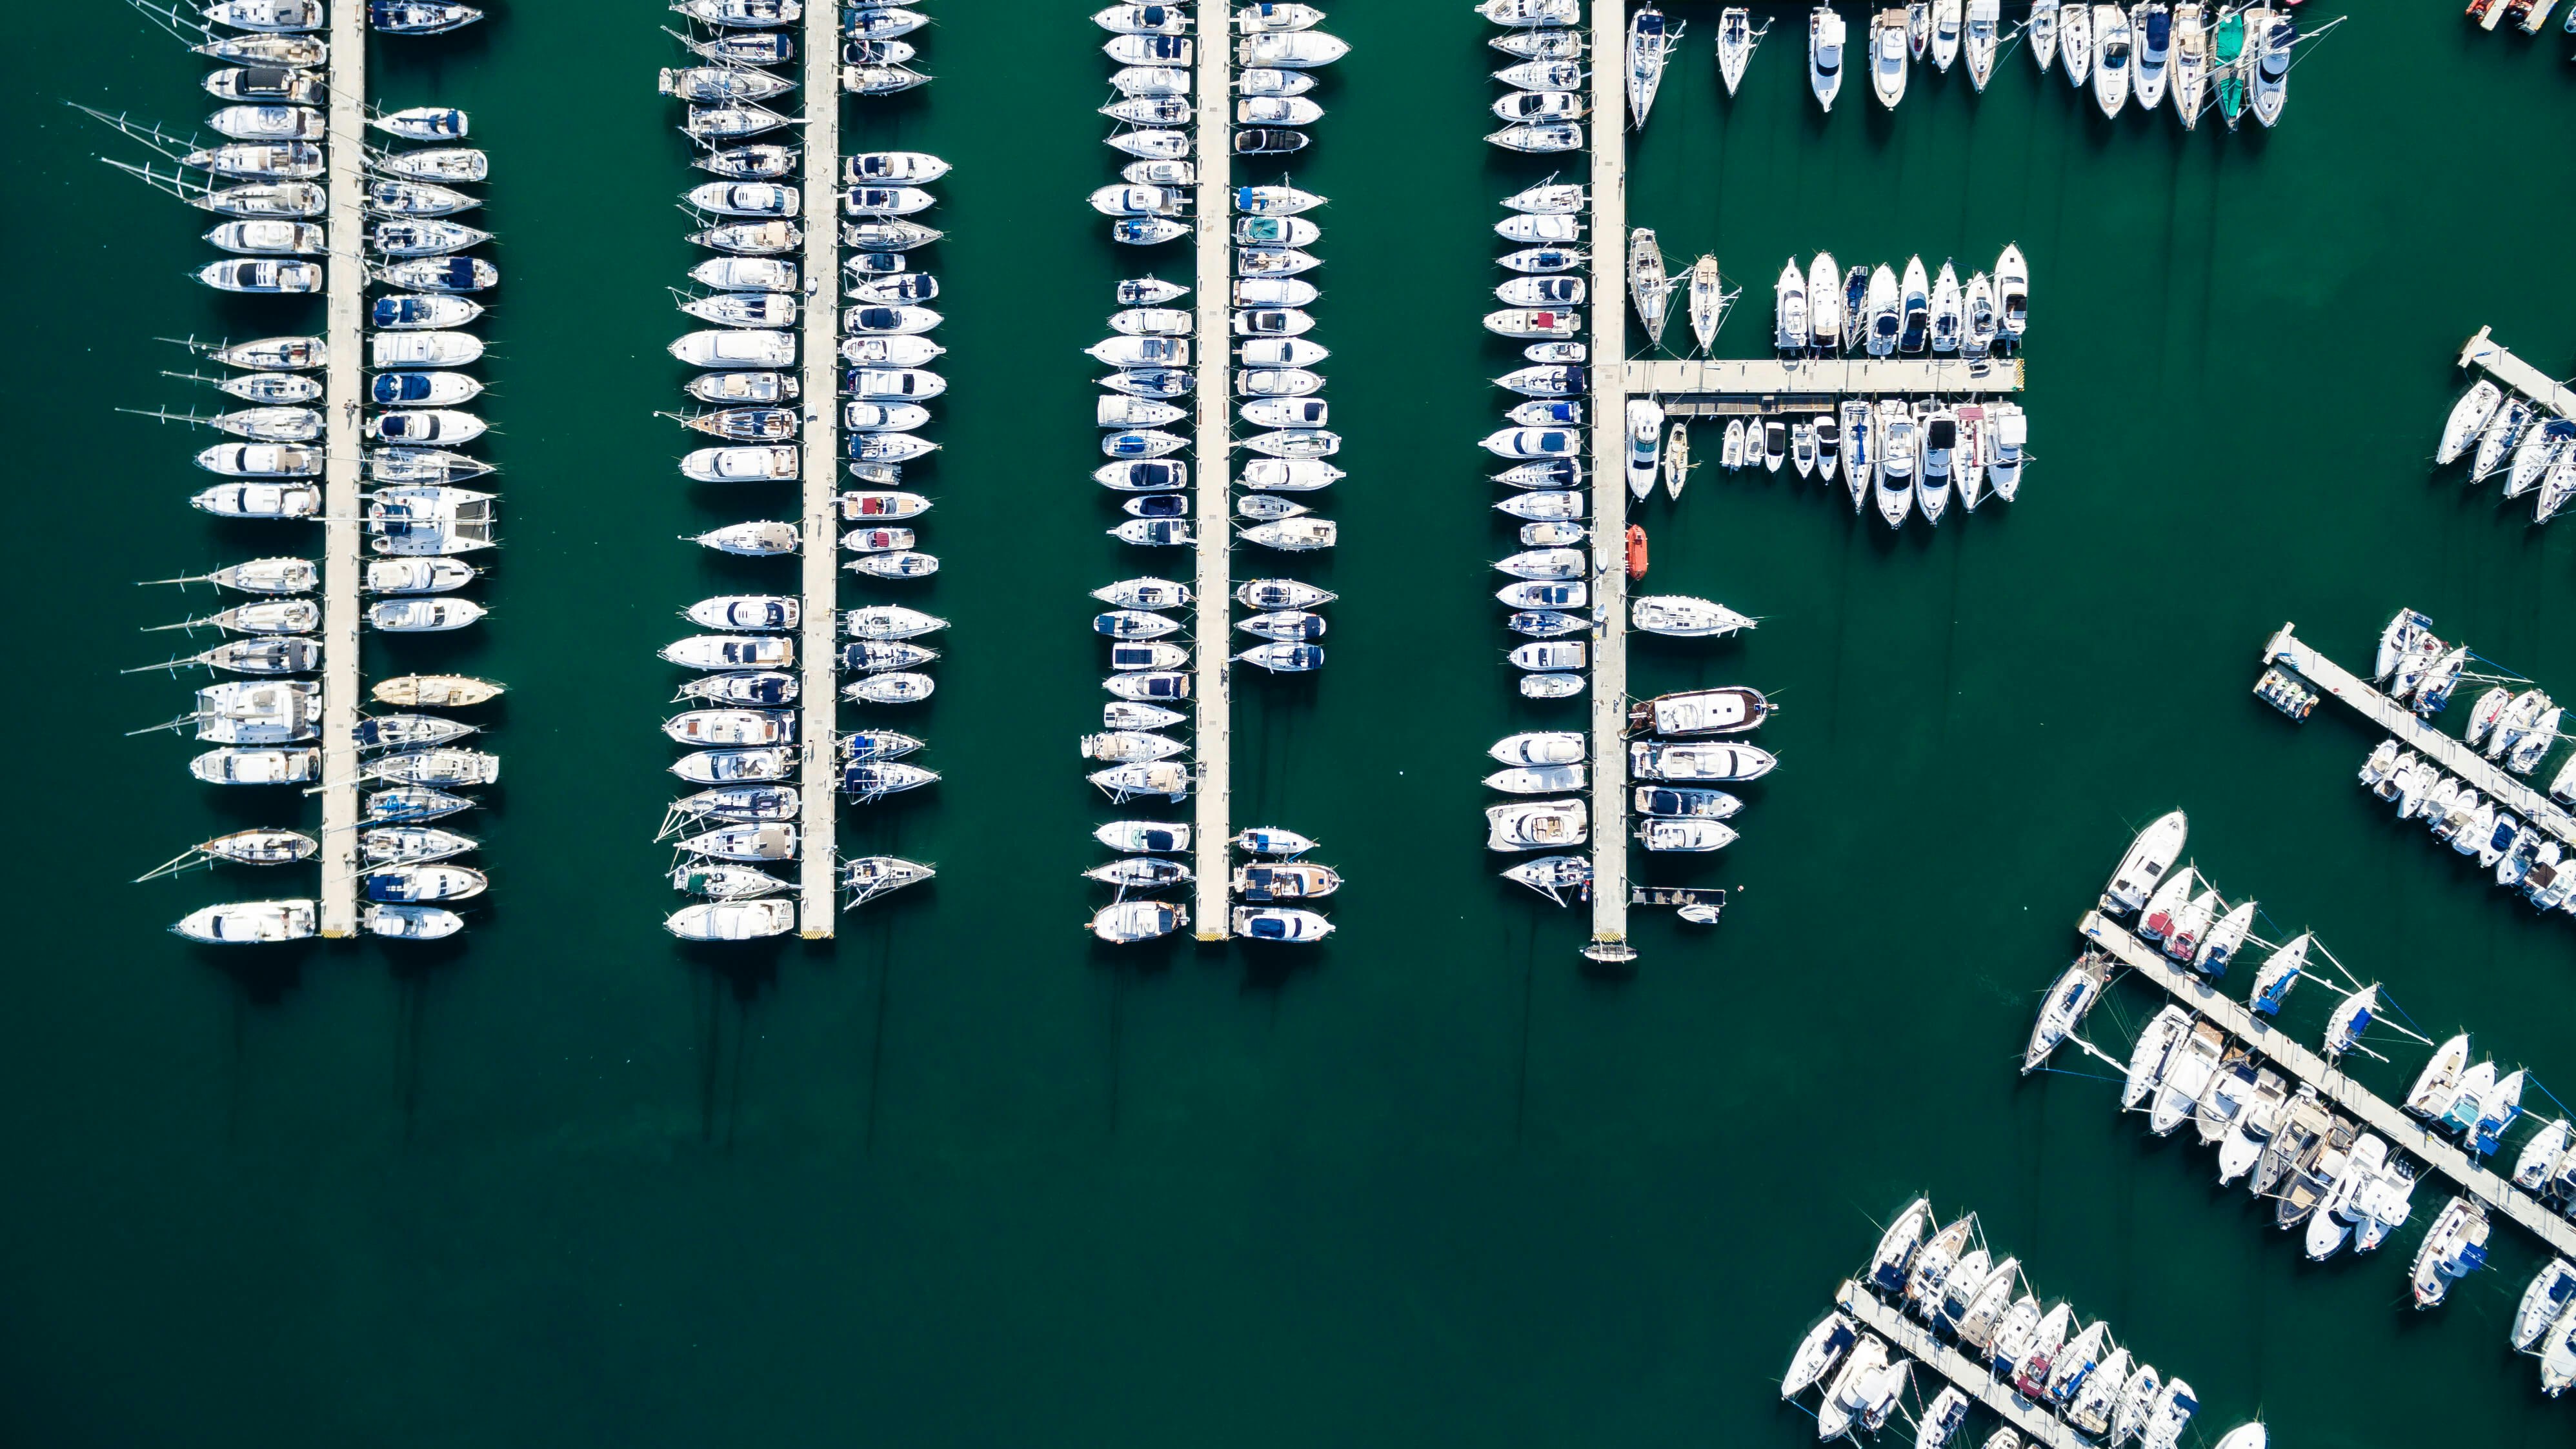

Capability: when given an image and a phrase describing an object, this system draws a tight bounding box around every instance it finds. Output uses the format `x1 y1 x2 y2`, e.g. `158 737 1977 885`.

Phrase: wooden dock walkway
1190 0 1233 941
2260 623 2576 850
2078 910 2576 1261
316 0 367 938
796 3 841 937
1833 1281 2091 1449
1628 356 2024 413
1583 0 1633 968
2458 326 2576 423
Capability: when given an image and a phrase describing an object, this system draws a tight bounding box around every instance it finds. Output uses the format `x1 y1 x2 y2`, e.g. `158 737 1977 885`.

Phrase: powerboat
1869 8 1909 109
2093 4 2133 117
1809 5 1847 110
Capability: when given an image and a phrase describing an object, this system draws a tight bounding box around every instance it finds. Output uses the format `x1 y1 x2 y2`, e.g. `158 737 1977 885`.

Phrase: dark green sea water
6 3 2575 1443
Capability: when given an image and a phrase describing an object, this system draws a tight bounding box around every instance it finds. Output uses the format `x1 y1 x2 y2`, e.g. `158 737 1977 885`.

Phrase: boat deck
2458 326 2576 423
797 0 841 936
1191 0 1233 941
316 0 367 938
2260 623 2576 850
1832 1281 2092 1449
2078 910 2576 1263
1585 0 1633 967
1627 356 2025 414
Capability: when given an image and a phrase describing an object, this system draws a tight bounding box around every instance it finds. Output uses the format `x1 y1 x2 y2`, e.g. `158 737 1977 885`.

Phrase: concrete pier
2079 910 2576 1261
796 2 841 937
1190 0 1233 941
2260 623 2576 850
2458 326 2576 423
1628 355 2024 412
1833 1281 2091 1449
1584 0 1633 966
316 0 366 938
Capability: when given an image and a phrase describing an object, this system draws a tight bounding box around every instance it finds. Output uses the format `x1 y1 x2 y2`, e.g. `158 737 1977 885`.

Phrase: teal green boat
2213 7 2248 129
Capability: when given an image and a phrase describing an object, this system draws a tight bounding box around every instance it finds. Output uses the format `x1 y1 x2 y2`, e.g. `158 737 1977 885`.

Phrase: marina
31 5 2576 1441
2257 623 2576 852
2074 908 2576 1263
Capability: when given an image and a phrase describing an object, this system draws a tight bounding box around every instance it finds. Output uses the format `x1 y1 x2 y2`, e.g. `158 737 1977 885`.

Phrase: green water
7 3 2575 1443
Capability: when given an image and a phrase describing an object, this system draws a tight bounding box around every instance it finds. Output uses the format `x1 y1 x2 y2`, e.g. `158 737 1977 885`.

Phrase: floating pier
1831 1281 2091 1449
2079 909 2576 1262
1191 0 1233 941
796 1 842 937
1585 0 1633 967
316 0 368 939
2259 623 2576 850
1628 356 2025 414
2458 326 2576 423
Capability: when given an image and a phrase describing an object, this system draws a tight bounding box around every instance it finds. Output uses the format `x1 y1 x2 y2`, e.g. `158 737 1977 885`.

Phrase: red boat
1625 523 1648 580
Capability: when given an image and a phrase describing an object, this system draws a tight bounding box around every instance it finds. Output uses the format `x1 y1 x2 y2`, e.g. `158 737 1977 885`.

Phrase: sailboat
2031 0 2062 72
1629 228 1673 346
2249 5 2292 128
2062 0 2095 85
1627 5 1683 127
1717 9 1761 97
1686 255 1736 353
2172 3 2210 122
2212 5 2248 128
1964 0 2000 88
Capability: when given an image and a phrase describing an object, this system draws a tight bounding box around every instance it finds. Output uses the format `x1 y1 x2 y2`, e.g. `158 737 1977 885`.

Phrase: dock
1584 0 1633 966
315 0 367 939
2259 623 2576 850
2458 326 2576 423
1832 1281 2090 1449
796 3 841 937
2078 909 2576 1262
1190 0 1233 941
1627 356 2025 414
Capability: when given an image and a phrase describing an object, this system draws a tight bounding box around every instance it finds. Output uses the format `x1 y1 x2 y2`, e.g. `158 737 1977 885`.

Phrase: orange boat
1625 523 1649 580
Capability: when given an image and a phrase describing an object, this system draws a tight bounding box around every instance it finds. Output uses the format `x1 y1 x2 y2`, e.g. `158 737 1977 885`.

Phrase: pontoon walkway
1191 0 1234 940
1585 0 1634 967
2458 326 2576 424
1628 356 2026 413
317 0 367 937
798 0 841 936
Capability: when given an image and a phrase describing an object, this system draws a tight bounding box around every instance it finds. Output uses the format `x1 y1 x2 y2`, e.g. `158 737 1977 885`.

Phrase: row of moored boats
1786 1199 2268 1448
654 0 944 942
1082 3 1349 947
2027 813 2576 1392
2436 372 2576 523
1804 3 2305 130
125 2 501 946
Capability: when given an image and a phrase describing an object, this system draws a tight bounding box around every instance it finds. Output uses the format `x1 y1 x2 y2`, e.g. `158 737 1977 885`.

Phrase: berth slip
1082 1 1347 948
111 0 499 946
655 0 940 942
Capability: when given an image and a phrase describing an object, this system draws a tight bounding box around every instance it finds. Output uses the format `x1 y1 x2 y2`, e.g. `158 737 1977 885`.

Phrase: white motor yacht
2062 0 2095 83
1809 6 1847 110
1869 8 1909 109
